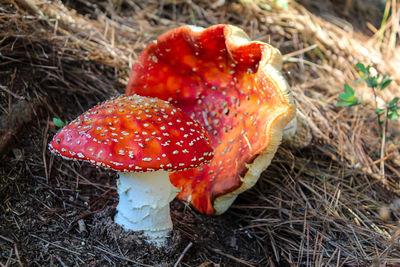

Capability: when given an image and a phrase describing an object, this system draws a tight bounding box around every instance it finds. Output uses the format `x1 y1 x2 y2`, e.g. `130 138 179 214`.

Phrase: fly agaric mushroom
126 24 296 215
49 95 213 246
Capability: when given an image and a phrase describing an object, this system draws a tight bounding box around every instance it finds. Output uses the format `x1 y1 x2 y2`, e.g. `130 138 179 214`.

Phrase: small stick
42 119 50 181
282 44 318 60
210 248 256 267
14 243 23 267
56 257 67 267
379 108 388 181
93 245 152 267
30 234 81 255
372 147 400 164
370 86 383 134
0 85 24 100
0 235 14 243
173 242 193 267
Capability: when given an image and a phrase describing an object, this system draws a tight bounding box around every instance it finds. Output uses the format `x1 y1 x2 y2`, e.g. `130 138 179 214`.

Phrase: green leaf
344 84 354 96
337 99 361 107
338 93 353 102
53 117 66 128
355 63 367 74
337 101 354 107
376 108 384 115
381 74 388 82
388 97 399 108
380 78 392 90
366 77 378 88
388 110 399 120
337 84 362 107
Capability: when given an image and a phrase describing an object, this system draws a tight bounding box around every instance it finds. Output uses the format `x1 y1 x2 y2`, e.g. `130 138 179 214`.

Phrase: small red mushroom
49 95 213 246
126 25 296 215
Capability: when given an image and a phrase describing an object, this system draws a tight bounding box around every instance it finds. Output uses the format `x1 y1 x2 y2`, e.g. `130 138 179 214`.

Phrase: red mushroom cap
49 95 214 172
126 25 295 215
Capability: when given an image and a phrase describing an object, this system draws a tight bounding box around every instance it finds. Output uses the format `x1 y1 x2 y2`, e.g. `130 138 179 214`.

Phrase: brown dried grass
0 0 399 266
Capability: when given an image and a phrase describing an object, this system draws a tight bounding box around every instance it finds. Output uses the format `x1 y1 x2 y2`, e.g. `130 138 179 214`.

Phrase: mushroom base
114 170 178 247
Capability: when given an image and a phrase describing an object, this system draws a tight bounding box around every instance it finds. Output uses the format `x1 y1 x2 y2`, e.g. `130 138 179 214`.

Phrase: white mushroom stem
114 170 178 247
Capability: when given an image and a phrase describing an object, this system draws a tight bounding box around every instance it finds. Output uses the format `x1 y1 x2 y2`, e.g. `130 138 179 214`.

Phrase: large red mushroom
126 24 296 215
49 95 213 246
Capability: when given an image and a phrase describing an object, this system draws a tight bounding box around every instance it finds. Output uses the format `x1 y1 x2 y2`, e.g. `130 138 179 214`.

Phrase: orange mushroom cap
49 95 214 172
126 25 295 215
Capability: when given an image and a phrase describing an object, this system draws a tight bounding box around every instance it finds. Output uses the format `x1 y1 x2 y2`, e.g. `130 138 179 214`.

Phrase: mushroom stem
282 112 312 149
114 170 178 246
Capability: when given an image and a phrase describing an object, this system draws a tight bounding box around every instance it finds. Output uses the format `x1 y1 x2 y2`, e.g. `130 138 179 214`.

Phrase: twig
0 236 22 266
0 85 24 100
284 57 334 72
372 228 400 265
209 248 256 267
42 119 50 181
379 107 388 180
349 225 367 259
282 44 318 60
56 257 67 267
30 234 81 255
61 164 110 192
14 243 23 267
93 245 152 267
370 86 383 134
372 146 400 164
15 0 52 26
173 242 193 267
5 248 13 267
0 235 15 244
